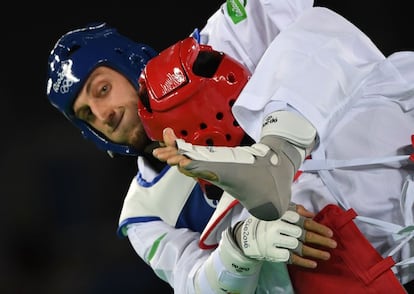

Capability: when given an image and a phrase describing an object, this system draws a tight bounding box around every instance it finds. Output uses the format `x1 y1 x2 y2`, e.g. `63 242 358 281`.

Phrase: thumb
162 127 178 147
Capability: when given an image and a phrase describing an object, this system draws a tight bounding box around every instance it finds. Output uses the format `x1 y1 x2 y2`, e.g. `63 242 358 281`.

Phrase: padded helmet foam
138 37 250 147
46 22 158 156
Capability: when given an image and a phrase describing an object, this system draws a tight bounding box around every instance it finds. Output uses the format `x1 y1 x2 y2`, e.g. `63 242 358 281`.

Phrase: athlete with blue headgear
47 22 158 157
46 1 338 292
46 0 414 293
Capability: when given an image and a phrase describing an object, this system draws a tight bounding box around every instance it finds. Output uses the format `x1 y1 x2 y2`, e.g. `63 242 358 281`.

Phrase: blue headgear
46 22 158 156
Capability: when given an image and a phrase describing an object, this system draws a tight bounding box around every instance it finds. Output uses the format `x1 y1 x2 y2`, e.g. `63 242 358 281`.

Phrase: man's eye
100 85 108 95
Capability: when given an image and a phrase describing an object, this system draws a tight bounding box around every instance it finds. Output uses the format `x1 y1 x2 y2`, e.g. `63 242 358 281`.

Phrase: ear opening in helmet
192 51 224 77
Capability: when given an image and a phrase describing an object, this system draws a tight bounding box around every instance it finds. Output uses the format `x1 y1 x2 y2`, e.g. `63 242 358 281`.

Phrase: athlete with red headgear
46 0 414 293
152 6 414 293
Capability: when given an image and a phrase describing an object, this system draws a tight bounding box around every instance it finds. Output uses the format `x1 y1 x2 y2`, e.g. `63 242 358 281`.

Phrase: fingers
162 127 178 147
152 128 193 167
302 219 337 255
290 239 334 268
301 243 331 261
295 204 315 218
290 254 318 269
304 218 334 239
290 241 333 268
289 217 337 269
154 147 190 166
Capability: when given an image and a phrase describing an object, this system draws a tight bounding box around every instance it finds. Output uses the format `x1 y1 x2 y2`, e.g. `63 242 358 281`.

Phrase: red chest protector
288 204 406 294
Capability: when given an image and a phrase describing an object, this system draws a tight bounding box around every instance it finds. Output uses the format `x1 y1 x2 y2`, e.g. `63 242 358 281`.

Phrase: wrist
220 226 262 275
232 221 244 249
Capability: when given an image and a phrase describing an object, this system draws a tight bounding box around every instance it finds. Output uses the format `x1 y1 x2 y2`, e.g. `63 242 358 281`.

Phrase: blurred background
1 1 412 293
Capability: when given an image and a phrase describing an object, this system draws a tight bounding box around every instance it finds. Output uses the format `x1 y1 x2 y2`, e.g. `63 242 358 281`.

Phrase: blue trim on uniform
136 165 171 187
117 183 216 238
175 183 216 233
118 164 216 239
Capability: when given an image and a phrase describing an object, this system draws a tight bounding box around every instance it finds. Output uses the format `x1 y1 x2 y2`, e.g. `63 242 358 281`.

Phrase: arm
126 206 336 294
194 205 336 293
153 129 336 265
154 8 387 222
126 221 211 293
153 120 316 222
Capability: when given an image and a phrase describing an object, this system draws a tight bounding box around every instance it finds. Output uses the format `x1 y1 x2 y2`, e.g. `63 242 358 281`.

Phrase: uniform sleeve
126 210 265 293
231 7 386 142
200 0 314 72
126 221 209 293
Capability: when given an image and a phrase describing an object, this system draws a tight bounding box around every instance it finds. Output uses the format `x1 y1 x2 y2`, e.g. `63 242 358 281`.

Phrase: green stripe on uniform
147 233 167 262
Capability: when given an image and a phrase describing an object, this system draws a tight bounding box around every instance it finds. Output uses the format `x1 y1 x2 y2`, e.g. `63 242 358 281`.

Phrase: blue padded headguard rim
46 22 158 156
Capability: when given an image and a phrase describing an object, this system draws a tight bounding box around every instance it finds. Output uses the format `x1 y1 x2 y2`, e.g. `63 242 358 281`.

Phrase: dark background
1 1 412 293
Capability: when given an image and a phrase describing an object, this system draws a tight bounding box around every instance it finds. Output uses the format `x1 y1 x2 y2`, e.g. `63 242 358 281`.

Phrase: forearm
127 219 263 294
194 227 262 294
127 221 210 293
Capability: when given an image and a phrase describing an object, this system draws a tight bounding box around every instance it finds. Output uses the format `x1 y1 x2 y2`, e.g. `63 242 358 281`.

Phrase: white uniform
119 0 312 293
119 0 414 292
232 7 414 285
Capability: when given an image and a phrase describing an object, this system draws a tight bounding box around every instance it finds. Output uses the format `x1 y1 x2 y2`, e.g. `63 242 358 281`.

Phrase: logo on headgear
160 67 185 96
52 60 80 94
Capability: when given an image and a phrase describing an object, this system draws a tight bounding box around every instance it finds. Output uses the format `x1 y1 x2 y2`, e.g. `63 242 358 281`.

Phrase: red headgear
138 36 251 147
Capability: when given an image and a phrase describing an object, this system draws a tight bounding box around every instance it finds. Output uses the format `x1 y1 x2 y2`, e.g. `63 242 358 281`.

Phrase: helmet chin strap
142 141 168 173
106 140 167 172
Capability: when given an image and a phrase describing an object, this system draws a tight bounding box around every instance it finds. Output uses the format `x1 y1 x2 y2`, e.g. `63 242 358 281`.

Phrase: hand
154 128 298 221
283 203 337 268
152 128 194 176
235 207 337 269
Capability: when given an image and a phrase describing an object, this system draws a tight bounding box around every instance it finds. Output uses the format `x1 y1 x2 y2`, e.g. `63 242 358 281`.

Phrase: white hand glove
200 205 304 293
234 208 306 263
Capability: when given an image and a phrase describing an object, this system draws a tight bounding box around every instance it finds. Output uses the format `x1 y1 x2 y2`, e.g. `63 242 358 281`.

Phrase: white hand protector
236 209 306 263
194 206 304 293
195 226 263 294
176 110 316 221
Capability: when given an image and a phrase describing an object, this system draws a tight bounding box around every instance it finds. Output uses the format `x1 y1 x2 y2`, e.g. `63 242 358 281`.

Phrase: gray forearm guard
178 110 316 221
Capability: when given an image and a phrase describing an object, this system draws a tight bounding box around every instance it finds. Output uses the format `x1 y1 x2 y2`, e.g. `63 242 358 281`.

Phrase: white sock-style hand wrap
176 111 316 221
237 210 306 263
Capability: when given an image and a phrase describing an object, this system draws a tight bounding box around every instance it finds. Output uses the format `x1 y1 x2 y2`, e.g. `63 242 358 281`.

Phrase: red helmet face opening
138 37 251 147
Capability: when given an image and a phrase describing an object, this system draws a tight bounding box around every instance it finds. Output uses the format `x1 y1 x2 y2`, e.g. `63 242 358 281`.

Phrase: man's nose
90 100 114 125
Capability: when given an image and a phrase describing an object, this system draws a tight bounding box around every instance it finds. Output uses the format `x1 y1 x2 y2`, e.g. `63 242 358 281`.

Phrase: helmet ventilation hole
216 112 224 120
180 130 188 137
206 138 214 146
227 73 236 83
200 123 207 129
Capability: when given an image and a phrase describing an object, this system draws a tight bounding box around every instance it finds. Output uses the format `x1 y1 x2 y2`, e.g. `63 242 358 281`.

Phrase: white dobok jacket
118 0 414 292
